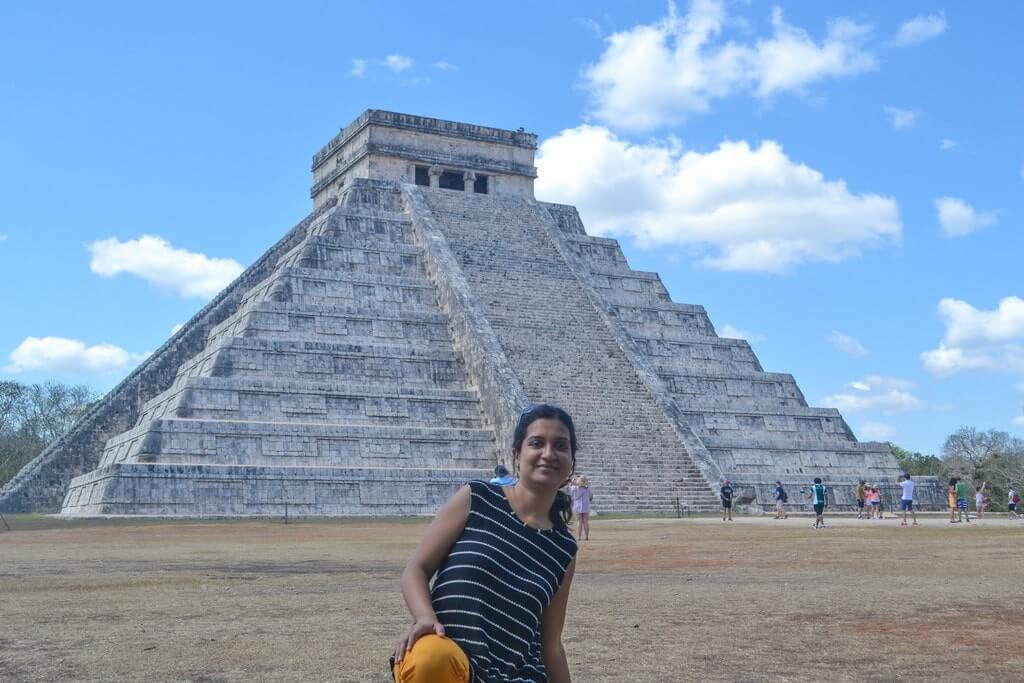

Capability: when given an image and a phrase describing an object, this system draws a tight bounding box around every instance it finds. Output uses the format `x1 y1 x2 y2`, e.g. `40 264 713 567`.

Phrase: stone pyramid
0 110 942 516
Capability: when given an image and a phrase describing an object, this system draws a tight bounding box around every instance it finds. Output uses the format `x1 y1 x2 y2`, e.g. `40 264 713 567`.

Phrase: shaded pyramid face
61 183 499 516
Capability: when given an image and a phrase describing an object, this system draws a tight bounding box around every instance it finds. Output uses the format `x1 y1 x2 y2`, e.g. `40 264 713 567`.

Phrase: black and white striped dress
431 480 578 682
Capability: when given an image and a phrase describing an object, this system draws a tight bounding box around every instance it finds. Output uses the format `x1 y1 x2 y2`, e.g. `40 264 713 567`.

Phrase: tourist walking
855 480 866 519
391 404 578 683
489 464 515 486
1009 487 1020 519
975 482 987 519
898 473 918 527
720 479 734 521
806 477 828 528
774 481 788 519
570 475 593 541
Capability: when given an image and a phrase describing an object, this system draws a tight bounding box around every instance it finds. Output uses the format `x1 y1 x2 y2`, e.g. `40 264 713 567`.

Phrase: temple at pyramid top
310 110 539 208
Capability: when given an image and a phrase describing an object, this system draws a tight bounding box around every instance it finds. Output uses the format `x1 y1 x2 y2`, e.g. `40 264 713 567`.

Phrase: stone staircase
418 189 721 513
61 182 498 516
539 202 925 509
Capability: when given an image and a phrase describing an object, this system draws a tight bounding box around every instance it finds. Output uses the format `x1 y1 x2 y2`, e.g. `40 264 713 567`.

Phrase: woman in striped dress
392 404 579 682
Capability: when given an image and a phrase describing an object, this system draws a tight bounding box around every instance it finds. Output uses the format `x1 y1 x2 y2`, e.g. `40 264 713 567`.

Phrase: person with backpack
774 481 788 519
720 479 734 521
1009 488 1020 519
805 477 828 528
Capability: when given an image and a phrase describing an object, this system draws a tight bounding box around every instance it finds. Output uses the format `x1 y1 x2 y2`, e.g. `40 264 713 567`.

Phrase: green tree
890 445 947 477
0 381 98 487
941 427 1024 511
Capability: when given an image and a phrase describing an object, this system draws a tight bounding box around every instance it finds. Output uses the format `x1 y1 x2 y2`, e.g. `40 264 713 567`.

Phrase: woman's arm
540 557 577 683
393 484 472 662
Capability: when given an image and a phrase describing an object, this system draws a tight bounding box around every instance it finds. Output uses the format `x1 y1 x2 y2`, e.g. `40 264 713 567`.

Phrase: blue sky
2 1 1022 455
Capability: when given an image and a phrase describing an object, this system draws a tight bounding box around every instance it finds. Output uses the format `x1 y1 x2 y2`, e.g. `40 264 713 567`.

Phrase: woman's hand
393 618 446 663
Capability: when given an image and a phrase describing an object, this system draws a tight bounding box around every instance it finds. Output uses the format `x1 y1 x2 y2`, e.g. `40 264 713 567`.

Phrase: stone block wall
60 180 499 516
0 201 337 513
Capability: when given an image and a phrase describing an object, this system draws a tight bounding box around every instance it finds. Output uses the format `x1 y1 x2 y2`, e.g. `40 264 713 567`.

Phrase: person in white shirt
975 482 986 519
898 473 918 527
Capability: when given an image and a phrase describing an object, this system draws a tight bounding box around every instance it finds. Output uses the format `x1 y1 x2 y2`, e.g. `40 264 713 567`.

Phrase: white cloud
884 106 920 130
583 0 876 130
88 235 243 299
935 197 999 237
350 59 367 78
892 12 947 47
940 138 956 151
860 421 896 441
829 331 869 356
922 297 1024 376
1017 382 1024 393
718 324 765 343
936 297 1024 348
1013 415 1024 427
821 375 924 414
383 54 414 72
5 336 145 374
170 324 184 335
921 344 1006 376
433 61 457 72
535 125 901 273
0 233 8 243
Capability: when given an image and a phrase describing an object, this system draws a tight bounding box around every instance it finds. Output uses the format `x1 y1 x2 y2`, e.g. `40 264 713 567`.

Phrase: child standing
975 482 986 519
570 475 593 541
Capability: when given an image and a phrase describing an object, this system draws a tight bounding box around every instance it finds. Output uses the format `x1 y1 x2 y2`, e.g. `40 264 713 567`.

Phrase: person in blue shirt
488 464 515 486
773 481 788 519
720 479 734 521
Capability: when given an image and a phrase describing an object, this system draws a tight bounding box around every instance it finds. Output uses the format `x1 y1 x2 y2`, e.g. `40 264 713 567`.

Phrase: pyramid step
174 336 460 383
100 418 496 470
140 376 483 429
277 236 427 277
62 463 490 517
173 336 468 388
310 214 415 246
239 269 440 312
207 301 453 346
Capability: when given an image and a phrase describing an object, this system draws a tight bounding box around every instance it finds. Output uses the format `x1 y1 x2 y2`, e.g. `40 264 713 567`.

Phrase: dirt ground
2 513 1023 682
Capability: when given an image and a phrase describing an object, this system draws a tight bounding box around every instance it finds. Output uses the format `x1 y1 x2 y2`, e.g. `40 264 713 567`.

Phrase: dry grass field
2 513 1023 682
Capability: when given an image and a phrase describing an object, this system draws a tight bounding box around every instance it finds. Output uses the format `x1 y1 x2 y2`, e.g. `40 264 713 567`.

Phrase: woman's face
515 418 573 488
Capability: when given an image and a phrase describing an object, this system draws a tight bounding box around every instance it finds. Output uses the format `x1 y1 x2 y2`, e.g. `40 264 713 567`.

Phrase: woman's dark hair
512 404 578 529
949 477 958 487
